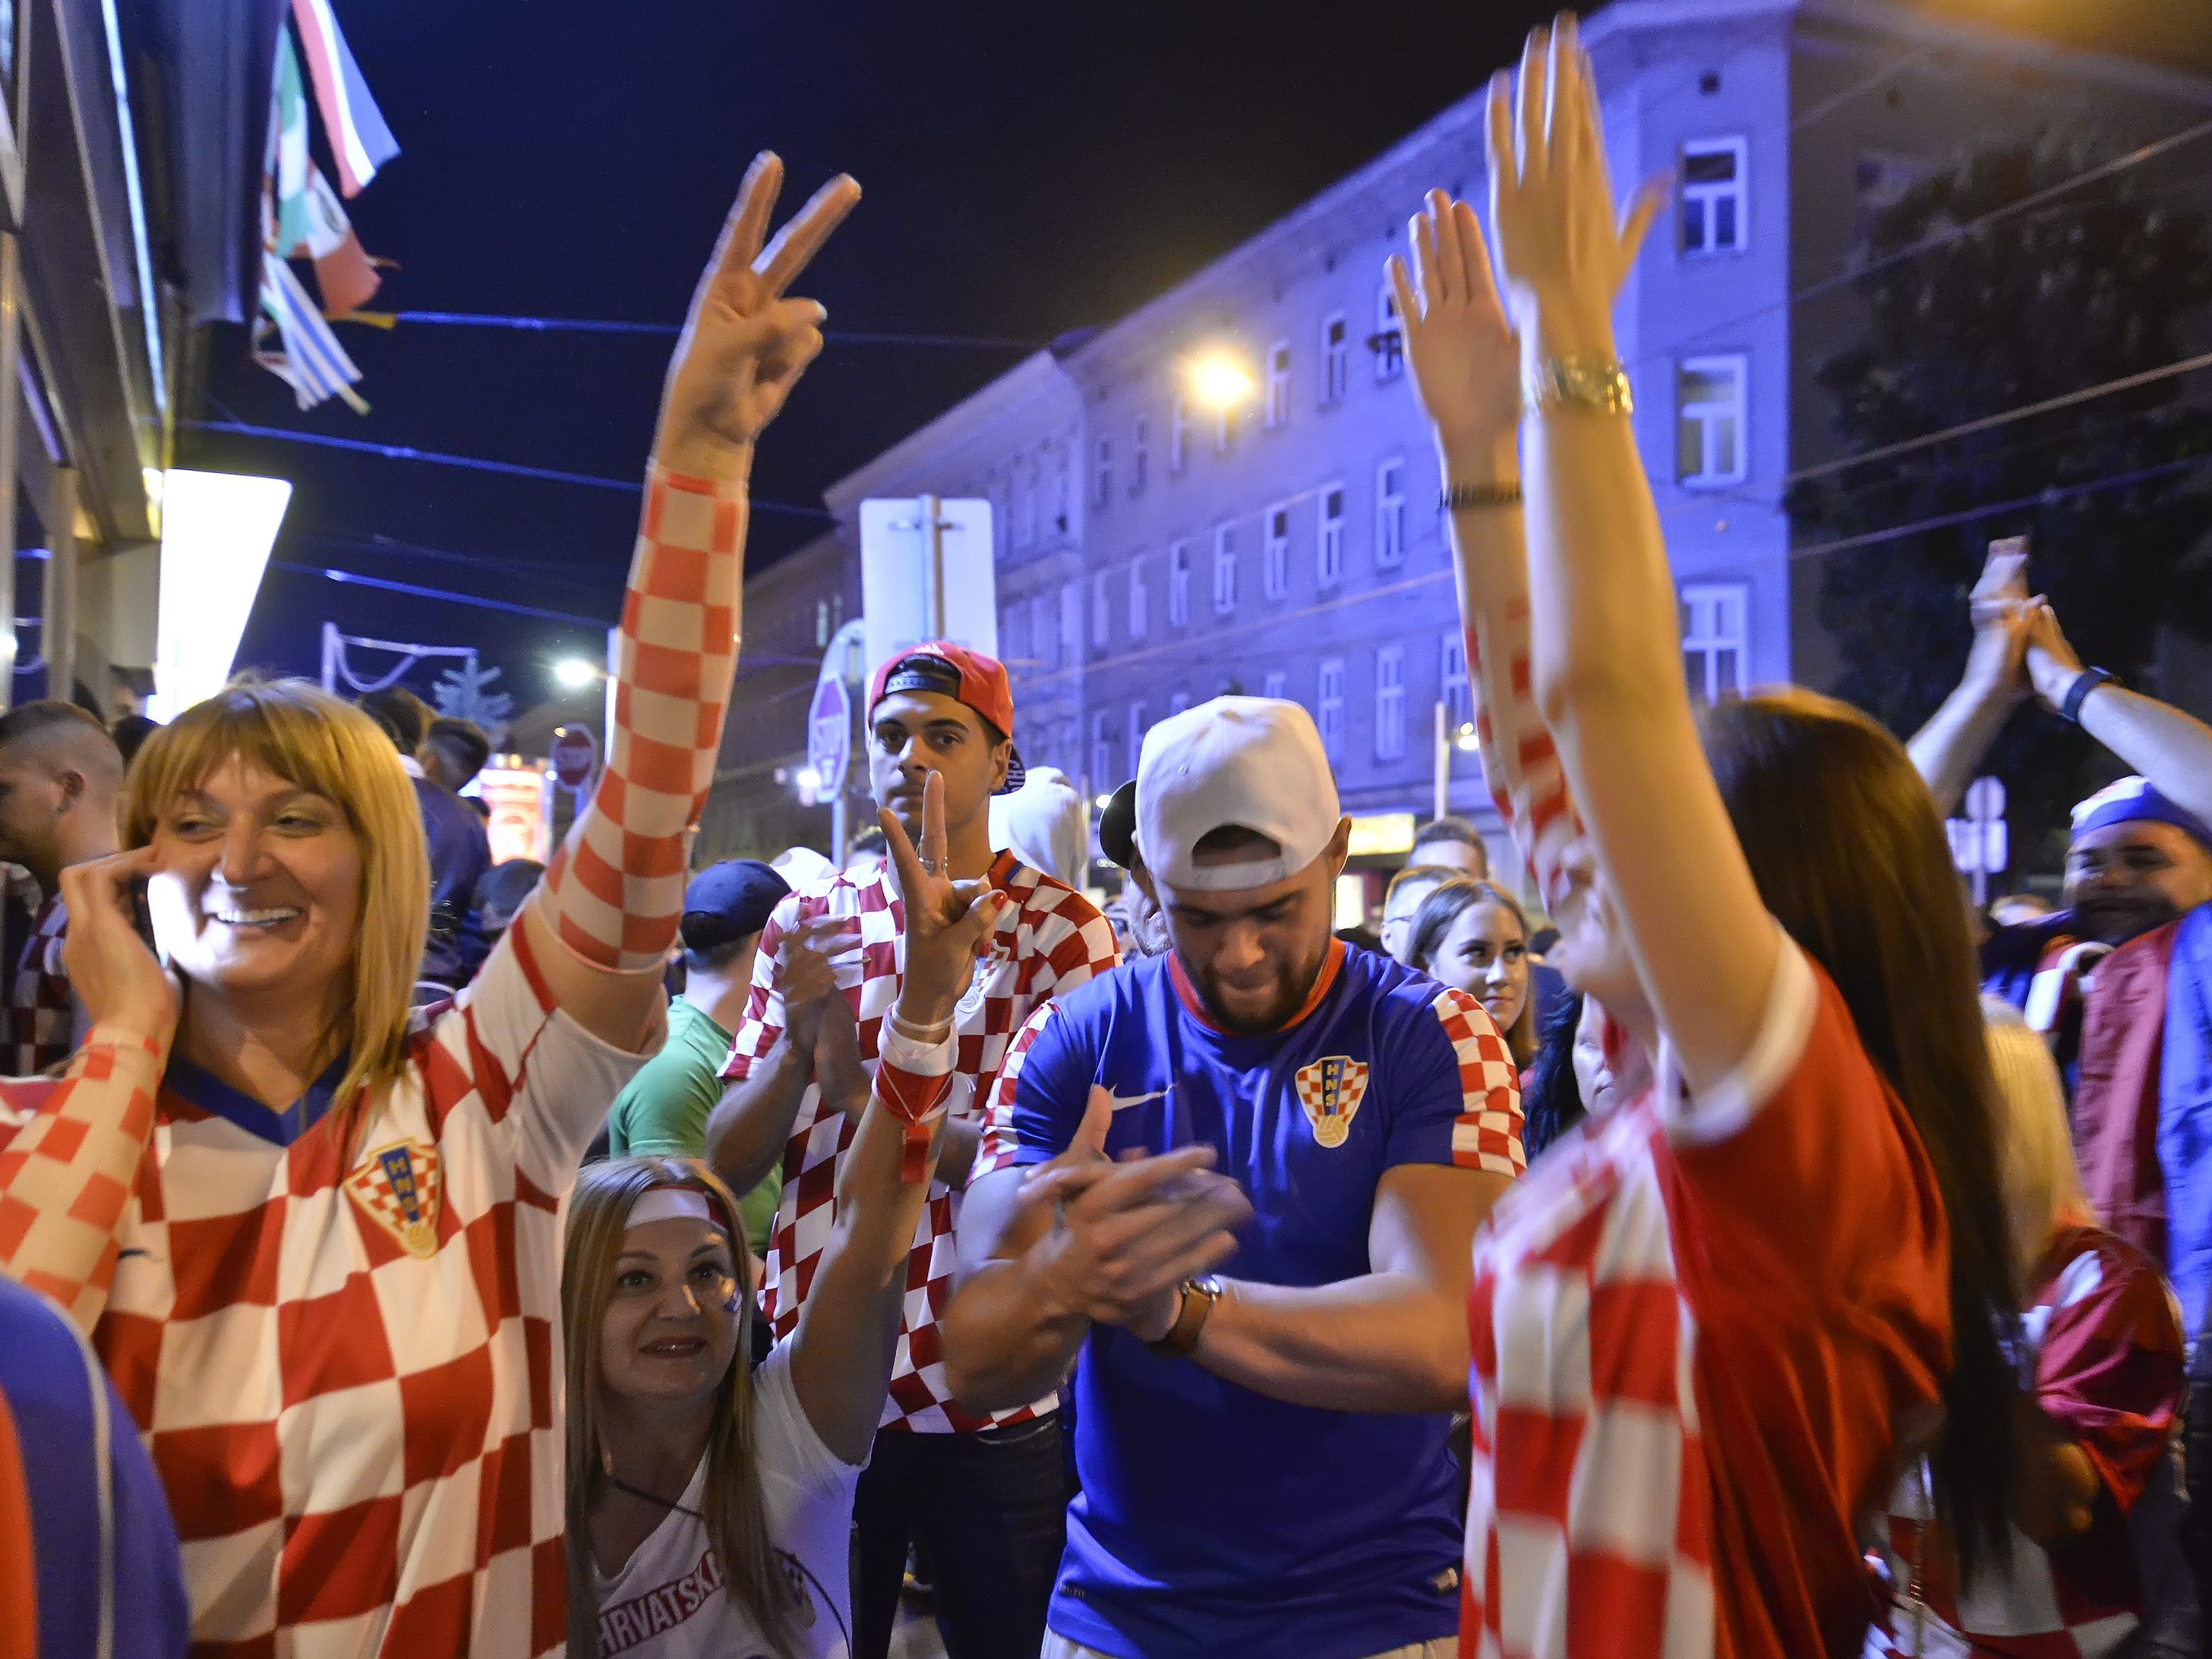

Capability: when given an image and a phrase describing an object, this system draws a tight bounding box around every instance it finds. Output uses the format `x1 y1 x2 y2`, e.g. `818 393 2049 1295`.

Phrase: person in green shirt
607 857 790 1259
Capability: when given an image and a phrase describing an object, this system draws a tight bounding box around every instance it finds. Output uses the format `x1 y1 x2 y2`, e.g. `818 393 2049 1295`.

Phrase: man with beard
942 696 1525 1659
1913 544 2212 1329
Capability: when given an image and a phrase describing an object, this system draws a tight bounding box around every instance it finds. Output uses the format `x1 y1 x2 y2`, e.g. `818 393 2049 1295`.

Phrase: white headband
624 1187 719 1229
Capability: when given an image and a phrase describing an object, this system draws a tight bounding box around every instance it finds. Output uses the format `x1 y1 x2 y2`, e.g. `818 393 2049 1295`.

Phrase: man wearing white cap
942 695 1526 1659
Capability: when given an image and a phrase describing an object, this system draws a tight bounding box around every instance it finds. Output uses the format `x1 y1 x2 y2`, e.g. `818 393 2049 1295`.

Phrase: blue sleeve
108 1371 192 1659
1006 1002 1101 1166
1382 982 1527 1178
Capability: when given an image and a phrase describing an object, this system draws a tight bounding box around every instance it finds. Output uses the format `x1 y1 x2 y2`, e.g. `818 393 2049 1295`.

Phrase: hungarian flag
268 30 381 316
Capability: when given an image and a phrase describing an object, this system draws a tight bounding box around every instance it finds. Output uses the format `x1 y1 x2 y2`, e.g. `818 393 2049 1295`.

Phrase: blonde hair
1982 996 2091 1285
562 1158 797 1658
120 678 429 1121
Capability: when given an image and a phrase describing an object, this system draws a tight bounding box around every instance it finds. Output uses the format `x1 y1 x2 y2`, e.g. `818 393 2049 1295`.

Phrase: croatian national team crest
1294 1055 1371 1149
346 1139 442 1259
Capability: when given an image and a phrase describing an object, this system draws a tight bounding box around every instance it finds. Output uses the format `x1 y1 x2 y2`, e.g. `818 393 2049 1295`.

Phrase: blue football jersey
997 941 1524 1659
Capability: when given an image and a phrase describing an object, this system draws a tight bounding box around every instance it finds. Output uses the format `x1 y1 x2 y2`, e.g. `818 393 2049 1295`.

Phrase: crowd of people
0 24 2208 1659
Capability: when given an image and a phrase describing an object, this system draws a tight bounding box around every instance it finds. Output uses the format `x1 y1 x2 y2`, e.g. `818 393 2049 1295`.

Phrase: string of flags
255 0 399 412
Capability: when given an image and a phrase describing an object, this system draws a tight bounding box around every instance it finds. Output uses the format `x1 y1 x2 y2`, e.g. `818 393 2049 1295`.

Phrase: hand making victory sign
652 151 862 483
880 771 1009 1036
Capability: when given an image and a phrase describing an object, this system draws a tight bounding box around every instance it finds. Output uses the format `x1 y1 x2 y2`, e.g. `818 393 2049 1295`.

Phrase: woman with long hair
0 153 858 1654
1868 1002 2187 1657
566 777 1006 1657
1406 878 1538 1070
1393 24 2018 1654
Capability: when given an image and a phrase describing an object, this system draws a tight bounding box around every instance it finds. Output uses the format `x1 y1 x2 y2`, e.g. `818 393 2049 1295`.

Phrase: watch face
1193 1273 1223 1297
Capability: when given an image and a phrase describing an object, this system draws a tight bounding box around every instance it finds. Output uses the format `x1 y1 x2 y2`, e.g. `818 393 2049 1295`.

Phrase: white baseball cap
1136 696 1343 892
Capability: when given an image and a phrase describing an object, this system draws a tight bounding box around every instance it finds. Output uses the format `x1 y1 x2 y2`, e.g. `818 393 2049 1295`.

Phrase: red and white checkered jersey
1870 1225 2185 1659
1463 940 1950 1659
722 850 1118 1433
7 923 655 1656
8 894 73 1076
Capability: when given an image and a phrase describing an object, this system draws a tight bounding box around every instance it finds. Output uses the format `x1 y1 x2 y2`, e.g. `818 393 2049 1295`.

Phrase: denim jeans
850 1412 1068 1659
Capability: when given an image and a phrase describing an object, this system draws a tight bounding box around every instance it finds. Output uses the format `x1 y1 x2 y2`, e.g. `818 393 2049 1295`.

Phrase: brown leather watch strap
1147 1275 1223 1358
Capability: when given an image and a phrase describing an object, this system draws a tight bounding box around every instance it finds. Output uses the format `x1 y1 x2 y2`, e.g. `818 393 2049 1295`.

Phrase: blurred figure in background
772 844 836 890
361 689 491 991
0 703 125 1073
1096 779 1167 960
991 765 1087 889
844 826 888 875
1408 814 1488 882
1990 891 2055 931
606 858 790 1266
421 717 492 799
1378 863 1459 966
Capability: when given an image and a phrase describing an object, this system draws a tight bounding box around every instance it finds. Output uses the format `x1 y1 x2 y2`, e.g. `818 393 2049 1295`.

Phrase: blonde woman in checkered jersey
1394 22 2022 1658
0 154 858 1657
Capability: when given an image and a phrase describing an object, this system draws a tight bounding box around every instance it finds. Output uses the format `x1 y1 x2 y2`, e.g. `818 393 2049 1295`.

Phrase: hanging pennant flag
267 28 383 316
288 0 399 197
256 251 369 413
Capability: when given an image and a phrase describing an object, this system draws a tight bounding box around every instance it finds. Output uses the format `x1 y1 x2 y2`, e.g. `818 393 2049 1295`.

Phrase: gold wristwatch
1524 354 1633 418
1147 1274 1224 1358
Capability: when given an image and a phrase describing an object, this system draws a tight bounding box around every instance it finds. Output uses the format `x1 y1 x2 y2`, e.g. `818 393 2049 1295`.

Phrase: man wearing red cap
707 640 1119 1659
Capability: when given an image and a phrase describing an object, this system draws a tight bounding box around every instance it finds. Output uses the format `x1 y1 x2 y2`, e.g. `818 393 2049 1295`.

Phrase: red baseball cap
868 640 1026 793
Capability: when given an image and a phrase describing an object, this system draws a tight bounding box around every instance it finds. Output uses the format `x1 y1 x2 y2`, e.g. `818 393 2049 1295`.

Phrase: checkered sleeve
2033 1238 2185 1515
976 1000 1054 1181
1398 986 1525 1178
0 1027 165 1330
1029 885 1121 1000
539 465 745 973
720 897 795 1083
1463 592 1582 914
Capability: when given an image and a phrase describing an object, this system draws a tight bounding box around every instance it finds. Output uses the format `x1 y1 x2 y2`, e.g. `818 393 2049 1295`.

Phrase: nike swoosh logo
116 1248 150 1262
1103 1087 1166 1112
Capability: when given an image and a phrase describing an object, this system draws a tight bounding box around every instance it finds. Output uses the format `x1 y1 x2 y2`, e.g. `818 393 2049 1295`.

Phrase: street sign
1948 774 2009 904
806 676 851 799
550 724 598 793
859 496 998 680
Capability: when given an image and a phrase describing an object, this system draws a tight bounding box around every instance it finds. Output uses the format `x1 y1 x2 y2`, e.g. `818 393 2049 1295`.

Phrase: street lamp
796 765 824 795
1185 351 1257 413
1454 721 1482 752
553 656 601 689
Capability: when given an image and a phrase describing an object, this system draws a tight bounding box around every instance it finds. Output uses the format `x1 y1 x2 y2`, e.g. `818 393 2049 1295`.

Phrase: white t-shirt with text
592 1344 860 1658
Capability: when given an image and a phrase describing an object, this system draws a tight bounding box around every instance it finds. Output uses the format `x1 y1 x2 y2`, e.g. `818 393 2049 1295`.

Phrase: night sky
175 0 2212 721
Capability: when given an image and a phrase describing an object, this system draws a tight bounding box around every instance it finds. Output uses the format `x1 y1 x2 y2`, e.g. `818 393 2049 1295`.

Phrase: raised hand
2024 601 2088 714
883 772 1008 1032
653 152 862 482
1963 538 2034 704
1390 190 1519 462
60 846 179 1047
1486 18 1666 364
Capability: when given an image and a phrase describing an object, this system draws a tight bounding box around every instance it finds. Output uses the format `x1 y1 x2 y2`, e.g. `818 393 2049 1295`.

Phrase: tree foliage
1791 134 2212 868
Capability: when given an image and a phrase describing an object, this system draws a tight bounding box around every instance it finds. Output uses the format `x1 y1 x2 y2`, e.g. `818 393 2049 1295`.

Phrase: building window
1375 458 1406 568
1213 524 1238 614
1128 702 1148 777
1372 284 1403 382
1680 137 1748 256
1129 556 1149 638
1264 503 1290 600
1090 712 1114 793
1263 670 1288 702
1091 569 1111 649
1015 462 1038 549
1681 582 1750 702
1131 415 1150 494
1317 658 1346 759
1169 541 1191 626
1440 629 1469 727
1169 398 1189 475
1321 312 1349 405
1033 594 1056 670
1002 603 1026 666
1093 437 1113 508
1215 397 1235 453
1375 645 1406 760
1317 484 1346 587
1677 355 1749 486
1265 339 1292 429
1060 583 1082 665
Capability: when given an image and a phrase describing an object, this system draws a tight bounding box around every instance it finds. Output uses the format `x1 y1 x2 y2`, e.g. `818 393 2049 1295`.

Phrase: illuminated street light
1454 722 1482 752
797 766 824 794
1093 793 1113 812
553 656 601 689
1185 352 1257 412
